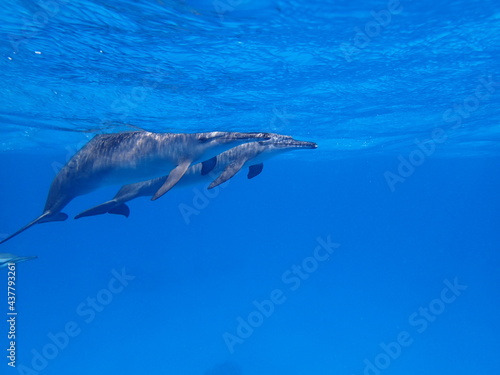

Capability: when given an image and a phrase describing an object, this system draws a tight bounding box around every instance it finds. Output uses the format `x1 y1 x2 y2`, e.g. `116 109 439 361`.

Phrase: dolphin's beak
286 140 318 149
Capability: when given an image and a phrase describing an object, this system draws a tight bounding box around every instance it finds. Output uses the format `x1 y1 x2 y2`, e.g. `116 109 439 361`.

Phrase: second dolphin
75 134 317 219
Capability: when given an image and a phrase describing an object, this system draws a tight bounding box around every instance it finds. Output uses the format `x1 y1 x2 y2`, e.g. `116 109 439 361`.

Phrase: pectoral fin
152 161 191 201
247 163 264 179
208 159 246 189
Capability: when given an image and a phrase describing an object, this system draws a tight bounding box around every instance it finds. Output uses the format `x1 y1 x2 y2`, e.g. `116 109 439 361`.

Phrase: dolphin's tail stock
75 201 130 219
0 211 68 245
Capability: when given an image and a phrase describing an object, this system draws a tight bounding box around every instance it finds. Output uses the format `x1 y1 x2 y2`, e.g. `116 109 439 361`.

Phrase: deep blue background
1 0 499 374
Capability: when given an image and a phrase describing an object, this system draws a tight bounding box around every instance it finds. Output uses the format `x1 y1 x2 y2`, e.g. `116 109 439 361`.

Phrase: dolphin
0 131 272 245
0 253 37 268
74 134 317 219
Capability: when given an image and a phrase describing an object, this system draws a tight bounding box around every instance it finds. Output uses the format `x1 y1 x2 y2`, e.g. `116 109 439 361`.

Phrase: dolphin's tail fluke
0 212 68 245
75 202 130 219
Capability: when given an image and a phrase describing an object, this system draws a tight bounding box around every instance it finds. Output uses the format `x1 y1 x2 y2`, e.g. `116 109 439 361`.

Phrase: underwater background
1 0 499 374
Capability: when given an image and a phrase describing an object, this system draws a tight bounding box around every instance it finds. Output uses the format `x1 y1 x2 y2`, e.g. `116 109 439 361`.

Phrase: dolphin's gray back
44 131 238 211
63 132 178 178
45 132 175 209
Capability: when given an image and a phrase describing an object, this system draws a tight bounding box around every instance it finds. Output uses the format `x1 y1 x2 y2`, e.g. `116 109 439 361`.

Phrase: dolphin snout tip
298 141 318 149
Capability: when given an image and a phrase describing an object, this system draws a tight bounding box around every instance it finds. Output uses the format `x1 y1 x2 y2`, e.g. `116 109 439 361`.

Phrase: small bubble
35 51 42 54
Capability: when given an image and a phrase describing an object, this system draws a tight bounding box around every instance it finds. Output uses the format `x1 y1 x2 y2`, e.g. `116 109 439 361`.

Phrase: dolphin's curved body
0 131 272 245
75 134 317 219
0 253 37 268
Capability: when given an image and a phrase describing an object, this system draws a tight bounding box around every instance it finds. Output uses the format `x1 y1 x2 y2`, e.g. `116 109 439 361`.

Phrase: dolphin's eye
199 136 211 143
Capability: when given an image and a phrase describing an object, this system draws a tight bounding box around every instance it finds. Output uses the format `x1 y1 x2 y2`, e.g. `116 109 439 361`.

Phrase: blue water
1 0 499 374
